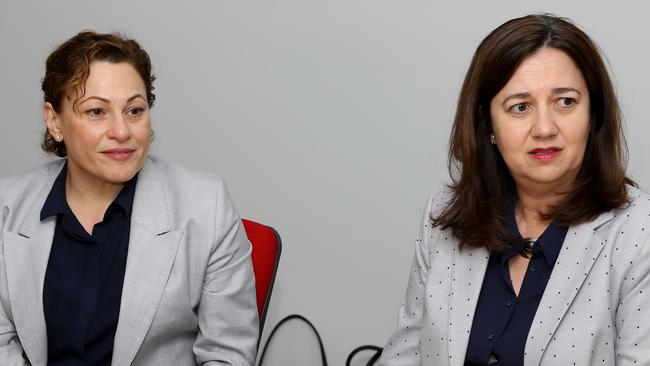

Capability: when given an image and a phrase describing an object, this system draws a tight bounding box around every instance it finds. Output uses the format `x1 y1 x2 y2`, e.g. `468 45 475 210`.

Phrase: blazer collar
15 158 170 236
445 210 614 366
16 161 65 238
111 158 183 366
5 158 180 366
448 245 490 366
5 160 64 366
524 210 614 365
128 158 172 235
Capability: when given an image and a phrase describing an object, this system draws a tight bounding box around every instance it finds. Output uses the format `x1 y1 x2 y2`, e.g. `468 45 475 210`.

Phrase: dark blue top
464 203 568 366
40 163 137 366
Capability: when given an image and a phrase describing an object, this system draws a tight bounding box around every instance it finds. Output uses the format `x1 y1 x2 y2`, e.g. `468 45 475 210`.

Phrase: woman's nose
107 114 131 141
530 107 559 138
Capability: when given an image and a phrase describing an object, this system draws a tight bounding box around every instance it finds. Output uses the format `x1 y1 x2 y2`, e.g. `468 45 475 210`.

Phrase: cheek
66 129 103 155
574 129 590 163
490 111 527 155
565 119 590 149
134 123 152 145
495 129 528 158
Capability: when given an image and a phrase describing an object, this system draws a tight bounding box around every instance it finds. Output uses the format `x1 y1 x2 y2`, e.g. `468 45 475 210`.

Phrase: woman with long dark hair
379 14 649 365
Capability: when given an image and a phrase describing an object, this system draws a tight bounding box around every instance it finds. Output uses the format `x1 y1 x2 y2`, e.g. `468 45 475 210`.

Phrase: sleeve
193 180 259 366
0 253 29 365
377 193 438 366
614 226 650 365
0 179 29 365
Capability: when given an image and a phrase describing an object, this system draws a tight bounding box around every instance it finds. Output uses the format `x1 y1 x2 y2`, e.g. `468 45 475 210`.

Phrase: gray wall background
1 1 648 365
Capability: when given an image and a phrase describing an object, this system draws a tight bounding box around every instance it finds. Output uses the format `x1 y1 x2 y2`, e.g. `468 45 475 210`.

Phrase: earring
490 134 496 144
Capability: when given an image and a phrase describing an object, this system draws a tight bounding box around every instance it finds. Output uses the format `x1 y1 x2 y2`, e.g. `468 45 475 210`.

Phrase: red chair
242 219 282 339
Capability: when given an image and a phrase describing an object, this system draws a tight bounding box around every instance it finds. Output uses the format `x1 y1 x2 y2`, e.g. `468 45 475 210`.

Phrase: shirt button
506 301 512 307
488 334 495 341
530 266 537 272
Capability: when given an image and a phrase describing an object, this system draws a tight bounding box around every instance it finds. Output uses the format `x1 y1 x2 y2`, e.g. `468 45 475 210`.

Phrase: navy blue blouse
40 163 137 366
464 204 568 366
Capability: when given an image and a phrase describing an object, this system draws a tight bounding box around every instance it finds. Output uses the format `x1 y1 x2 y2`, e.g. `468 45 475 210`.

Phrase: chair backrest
241 219 282 336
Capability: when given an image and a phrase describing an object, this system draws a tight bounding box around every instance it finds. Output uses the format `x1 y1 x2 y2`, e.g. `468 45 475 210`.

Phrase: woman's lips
528 147 561 161
102 148 135 161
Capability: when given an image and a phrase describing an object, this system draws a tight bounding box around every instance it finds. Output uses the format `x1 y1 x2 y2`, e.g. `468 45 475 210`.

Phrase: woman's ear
44 102 63 142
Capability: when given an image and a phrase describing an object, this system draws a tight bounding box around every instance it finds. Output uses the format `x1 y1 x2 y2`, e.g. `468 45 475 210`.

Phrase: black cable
345 345 382 366
258 314 329 366
367 347 382 365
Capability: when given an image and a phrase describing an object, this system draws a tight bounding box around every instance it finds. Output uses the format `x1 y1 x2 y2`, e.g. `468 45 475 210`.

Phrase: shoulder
143 157 232 207
424 185 454 217
418 185 457 251
0 160 63 208
593 185 650 259
0 160 62 196
624 185 650 212
605 185 650 230
142 157 238 220
0 160 64 229
146 156 227 192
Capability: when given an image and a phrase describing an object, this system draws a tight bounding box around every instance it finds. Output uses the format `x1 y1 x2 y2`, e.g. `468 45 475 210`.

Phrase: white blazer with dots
379 186 650 366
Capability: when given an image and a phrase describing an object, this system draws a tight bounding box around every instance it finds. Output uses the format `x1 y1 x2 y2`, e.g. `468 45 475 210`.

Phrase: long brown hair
41 30 156 157
434 14 634 252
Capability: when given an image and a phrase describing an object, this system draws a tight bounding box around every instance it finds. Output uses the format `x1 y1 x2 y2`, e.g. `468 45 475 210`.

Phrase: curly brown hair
41 30 156 157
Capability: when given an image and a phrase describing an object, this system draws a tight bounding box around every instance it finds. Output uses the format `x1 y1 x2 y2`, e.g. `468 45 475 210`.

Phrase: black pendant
519 239 535 259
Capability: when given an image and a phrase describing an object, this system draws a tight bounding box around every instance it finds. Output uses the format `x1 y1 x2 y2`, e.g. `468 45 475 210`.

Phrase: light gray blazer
0 157 258 366
379 186 650 366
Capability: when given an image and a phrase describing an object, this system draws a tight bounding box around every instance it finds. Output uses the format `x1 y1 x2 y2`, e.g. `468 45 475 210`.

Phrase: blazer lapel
111 160 183 366
524 212 613 365
2 166 62 366
448 245 490 366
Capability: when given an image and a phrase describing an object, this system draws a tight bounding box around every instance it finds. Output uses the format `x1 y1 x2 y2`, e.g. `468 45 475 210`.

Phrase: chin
105 159 145 180
103 168 141 184
527 172 576 188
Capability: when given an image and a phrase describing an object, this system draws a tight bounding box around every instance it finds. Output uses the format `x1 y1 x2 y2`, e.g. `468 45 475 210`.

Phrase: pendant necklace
520 238 537 259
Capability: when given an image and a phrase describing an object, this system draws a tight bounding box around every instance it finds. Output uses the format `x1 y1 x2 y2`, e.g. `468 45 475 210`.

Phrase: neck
65 166 124 213
514 186 564 239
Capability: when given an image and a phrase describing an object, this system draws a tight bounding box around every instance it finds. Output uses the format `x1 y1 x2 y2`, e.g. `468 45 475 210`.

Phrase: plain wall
1 1 648 365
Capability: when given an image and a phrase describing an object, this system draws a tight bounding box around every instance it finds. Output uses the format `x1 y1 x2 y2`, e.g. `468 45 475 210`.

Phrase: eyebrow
78 94 147 105
551 87 581 96
501 87 582 106
502 92 530 106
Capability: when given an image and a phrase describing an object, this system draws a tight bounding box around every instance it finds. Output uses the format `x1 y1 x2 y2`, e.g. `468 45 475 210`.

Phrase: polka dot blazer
379 186 650 366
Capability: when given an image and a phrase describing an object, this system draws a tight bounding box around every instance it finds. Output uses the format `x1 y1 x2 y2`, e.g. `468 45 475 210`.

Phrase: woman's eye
86 108 105 118
558 97 576 107
509 103 529 114
127 107 145 117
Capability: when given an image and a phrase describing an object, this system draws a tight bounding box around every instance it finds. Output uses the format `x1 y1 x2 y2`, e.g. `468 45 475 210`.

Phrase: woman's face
489 47 590 194
45 61 151 187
